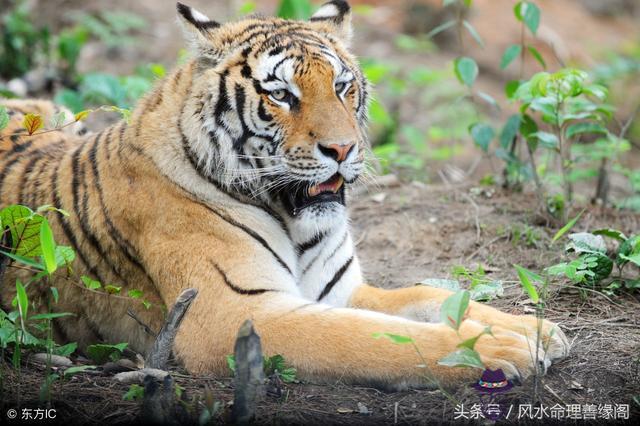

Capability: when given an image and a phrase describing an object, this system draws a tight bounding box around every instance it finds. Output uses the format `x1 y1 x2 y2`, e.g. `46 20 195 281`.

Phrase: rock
7 78 27 98
31 353 73 367
357 402 370 415
114 368 170 384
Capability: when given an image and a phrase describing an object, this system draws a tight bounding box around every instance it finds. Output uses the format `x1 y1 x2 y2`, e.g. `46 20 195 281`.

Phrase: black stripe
0 145 39 199
204 204 293 276
317 256 353 301
71 141 126 282
179 116 289 238
88 130 149 276
51 155 107 283
17 149 46 205
212 261 273 295
322 231 349 267
297 232 326 255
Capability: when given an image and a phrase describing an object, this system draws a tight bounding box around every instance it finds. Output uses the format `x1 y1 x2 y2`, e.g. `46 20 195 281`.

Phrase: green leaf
438 347 484 369
440 290 470 330
0 205 44 257
530 131 559 149
593 229 627 242
54 342 77 357
418 278 460 291
566 232 606 254
470 281 504 301
226 354 236 374
0 250 45 270
30 312 74 320
54 89 85 113
55 245 75 267
277 0 313 20
457 326 492 350
63 365 96 377
453 57 478 87
40 219 57 275
515 1 541 35
462 20 484 48
128 289 143 299
81 276 102 290
469 123 495 152
238 1 256 14
123 383 144 401
527 45 547 69
500 114 521 150
16 279 29 320
552 210 584 244
477 91 500 111
86 342 128 364
620 253 640 267
426 20 456 39
372 332 414 344
565 122 608 140
500 45 522 70
514 264 540 303
0 106 9 131
104 285 122 295
617 236 640 266
50 287 59 303
505 80 522 99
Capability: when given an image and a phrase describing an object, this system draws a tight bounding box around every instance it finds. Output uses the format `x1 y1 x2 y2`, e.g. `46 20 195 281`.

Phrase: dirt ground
1 182 639 424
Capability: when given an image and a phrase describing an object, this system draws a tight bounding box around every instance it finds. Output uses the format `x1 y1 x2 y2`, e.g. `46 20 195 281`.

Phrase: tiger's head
176 1 369 231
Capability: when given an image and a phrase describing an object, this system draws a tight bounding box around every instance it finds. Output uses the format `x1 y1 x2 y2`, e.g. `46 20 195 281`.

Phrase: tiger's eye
271 89 287 101
335 82 347 93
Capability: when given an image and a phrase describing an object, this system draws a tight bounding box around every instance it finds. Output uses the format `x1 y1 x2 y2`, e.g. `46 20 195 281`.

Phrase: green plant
450 265 504 302
123 383 145 401
0 0 50 79
55 63 165 112
226 353 297 383
547 230 640 294
86 342 128 364
277 0 314 20
0 204 77 402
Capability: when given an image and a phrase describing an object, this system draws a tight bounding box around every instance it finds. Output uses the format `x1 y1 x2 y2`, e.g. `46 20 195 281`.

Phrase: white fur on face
256 53 302 99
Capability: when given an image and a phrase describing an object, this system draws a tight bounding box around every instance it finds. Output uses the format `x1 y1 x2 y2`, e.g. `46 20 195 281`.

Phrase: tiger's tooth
333 176 344 192
308 185 320 197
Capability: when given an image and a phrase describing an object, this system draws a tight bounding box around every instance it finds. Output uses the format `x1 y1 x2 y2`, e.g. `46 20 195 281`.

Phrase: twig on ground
145 288 198 370
461 193 481 243
465 235 508 261
127 308 157 338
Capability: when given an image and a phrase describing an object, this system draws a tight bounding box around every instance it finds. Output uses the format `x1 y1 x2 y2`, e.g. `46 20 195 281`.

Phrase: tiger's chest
293 222 362 306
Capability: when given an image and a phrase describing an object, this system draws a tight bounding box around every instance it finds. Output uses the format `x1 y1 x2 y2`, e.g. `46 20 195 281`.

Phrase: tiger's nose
318 142 355 163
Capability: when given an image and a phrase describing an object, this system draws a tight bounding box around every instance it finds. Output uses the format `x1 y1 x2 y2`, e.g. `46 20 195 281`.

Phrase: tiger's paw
492 314 571 363
453 320 552 384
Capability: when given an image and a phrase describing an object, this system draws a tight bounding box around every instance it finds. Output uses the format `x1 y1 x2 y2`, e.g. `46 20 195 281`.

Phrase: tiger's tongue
308 175 344 197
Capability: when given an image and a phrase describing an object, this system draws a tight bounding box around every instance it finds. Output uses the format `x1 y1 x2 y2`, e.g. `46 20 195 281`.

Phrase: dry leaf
337 407 353 414
74 110 91 122
22 113 44 135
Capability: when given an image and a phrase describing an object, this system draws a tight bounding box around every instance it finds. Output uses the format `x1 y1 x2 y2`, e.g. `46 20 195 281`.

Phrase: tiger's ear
309 1 352 45
176 3 221 59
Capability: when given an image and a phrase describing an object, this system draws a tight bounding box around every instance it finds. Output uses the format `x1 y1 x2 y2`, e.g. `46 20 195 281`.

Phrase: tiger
0 1 569 389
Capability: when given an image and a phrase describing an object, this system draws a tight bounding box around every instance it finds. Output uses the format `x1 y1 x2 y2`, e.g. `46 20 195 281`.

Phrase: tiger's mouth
282 173 346 216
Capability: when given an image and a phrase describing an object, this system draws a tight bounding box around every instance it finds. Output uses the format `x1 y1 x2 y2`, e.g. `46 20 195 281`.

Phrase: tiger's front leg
349 284 570 363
